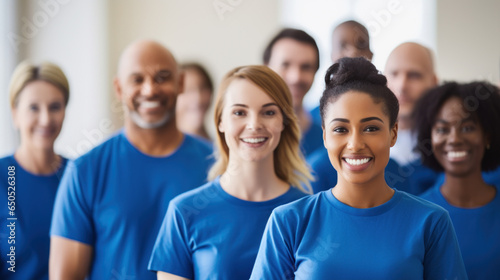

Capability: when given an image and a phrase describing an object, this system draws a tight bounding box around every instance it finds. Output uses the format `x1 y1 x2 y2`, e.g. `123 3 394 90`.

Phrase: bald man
385 42 438 165
49 40 213 280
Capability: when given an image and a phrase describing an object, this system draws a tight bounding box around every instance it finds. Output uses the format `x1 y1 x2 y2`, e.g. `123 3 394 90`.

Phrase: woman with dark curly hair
415 82 500 280
250 57 467 279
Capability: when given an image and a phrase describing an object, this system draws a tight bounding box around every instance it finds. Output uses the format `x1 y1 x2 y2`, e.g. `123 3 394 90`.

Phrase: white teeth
345 158 370 166
141 101 160 109
242 138 266 144
448 151 467 158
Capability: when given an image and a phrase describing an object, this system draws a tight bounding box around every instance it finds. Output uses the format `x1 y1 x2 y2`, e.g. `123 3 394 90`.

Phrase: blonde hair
9 61 70 108
208 65 313 192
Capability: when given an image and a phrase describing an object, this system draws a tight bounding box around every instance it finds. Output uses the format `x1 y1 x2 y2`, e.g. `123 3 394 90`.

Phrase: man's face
266 38 317 110
115 46 182 129
384 45 437 123
331 24 373 63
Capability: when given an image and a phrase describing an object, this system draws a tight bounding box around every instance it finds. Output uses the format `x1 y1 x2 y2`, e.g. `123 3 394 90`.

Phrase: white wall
436 0 500 84
0 1 21 157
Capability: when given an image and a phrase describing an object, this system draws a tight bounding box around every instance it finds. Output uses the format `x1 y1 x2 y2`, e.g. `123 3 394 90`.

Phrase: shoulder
397 190 449 219
273 192 324 220
72 132 123 166
0 155 15 167
170 181 217 208
180 134 214 157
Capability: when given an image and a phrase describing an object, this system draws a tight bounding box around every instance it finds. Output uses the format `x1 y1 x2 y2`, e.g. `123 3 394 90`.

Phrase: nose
346 131 365 151
247 113 263 131
447 127 463 145
38 107 50 126
285 66 301 85
141 78 157 97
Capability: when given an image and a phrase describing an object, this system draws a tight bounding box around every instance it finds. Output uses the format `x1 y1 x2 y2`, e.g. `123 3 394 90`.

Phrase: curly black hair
412 82 500 172
319 57 399 128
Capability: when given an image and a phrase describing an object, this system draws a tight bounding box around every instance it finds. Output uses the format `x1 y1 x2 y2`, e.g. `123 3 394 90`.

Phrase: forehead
436 97 471 121
325 91 388 121
224 79 274 105
119 48 177 77
385 46 432 73
270 38 317 64
19 80 65 102
333 24 366 41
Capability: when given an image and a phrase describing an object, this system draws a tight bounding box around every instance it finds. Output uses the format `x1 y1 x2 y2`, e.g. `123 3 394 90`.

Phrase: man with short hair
263 28 322 156
49 40 213 280
384 42 438 165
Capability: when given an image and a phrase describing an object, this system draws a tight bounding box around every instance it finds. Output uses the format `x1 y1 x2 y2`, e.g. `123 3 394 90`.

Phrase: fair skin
12 80 66 174
158 78 289 280
175 68 212 140
432 97 495 208
331 23 373 63
323 92 398 208
50 40 184 280
384 42 438 130
266 38 317 134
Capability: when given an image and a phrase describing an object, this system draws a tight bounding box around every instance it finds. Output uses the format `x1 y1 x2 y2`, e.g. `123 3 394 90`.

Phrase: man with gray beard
49 40 213 280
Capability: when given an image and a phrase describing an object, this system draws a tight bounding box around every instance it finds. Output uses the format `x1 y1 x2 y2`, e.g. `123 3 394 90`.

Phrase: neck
15 144 61 175
124 118 184 156
295 106 311 133
220 156 289 201
440 170 496 208
333 173 394 208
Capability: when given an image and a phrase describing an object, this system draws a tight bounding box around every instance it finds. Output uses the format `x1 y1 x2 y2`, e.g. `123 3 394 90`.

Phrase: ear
113 76 122 100
367 51 374 61
390 122 398 147
11 107 19 129
177 71 185 94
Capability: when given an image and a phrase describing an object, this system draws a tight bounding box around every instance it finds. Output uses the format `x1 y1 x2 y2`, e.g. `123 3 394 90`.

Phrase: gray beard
127 108 171 129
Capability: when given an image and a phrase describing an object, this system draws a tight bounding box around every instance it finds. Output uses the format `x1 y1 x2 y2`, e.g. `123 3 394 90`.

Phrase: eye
49 102 63 112
131 76 144 85
364 126 380 132
434 126 449 134
155 71 171 83
333 127 348 133
462 124 476 133
233 110 245 116
280 62 290 69
407 71 423 80
263 110 277 116
29 104 39 112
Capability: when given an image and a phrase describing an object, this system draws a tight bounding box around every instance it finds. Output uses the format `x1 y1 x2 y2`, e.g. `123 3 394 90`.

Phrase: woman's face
218 78 284 164
12 80 66 150
431 97 486 177
323 91 397 185
176 69 212 128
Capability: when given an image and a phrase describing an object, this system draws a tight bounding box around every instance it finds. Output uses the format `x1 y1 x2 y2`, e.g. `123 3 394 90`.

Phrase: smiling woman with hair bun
250 57 468 280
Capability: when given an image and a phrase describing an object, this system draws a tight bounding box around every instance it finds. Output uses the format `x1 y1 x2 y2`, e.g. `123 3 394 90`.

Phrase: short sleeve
148 202 194 279
250 209 296 280
423 211 468 280
50 161 95 245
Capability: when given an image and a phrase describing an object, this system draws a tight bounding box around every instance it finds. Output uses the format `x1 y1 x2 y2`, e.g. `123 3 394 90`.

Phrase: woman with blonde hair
0 61 70 279
149 65 312 280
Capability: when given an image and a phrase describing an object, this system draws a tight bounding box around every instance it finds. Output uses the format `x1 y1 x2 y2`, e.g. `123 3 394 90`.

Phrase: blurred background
1 0 499 158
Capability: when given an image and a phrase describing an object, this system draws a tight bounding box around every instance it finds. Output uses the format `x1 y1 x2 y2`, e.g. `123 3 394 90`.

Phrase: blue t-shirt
301 121 323 157
250 189 468 280
0 155 67 280
148 178 307 280
307 148 404 193
420 183 500 280
50 131 213 280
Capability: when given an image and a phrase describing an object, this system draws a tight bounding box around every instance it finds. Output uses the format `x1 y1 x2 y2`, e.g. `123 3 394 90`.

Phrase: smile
141 101 161 109
344 158 372 166
241 137 267 144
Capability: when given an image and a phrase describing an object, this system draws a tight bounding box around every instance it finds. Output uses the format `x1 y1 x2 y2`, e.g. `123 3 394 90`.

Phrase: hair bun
324 57 386 88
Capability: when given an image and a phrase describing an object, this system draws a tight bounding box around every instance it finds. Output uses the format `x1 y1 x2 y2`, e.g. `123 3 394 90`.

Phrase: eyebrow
435 116 476 124
231 103 278 108
329 116 384 124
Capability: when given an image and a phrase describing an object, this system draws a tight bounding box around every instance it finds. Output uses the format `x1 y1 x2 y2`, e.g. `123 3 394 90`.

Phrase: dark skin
432 97 496 208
